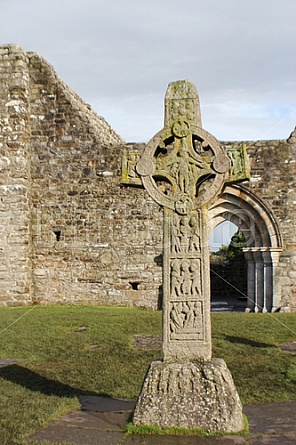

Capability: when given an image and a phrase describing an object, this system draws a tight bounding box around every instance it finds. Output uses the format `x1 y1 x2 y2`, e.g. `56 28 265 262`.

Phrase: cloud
0 0 295 141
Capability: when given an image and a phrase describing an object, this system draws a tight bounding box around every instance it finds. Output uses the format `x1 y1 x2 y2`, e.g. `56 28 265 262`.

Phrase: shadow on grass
0 364 100 398
226 336 276 349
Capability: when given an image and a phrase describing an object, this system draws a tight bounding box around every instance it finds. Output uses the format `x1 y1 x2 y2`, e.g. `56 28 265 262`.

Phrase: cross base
133 358 244 433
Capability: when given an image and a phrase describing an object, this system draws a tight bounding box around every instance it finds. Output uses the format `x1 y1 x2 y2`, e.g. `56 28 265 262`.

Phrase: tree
224 230 246 260
210 229 247 262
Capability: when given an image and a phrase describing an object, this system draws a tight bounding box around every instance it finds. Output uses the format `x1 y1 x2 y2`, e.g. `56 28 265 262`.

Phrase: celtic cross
136 80 232 362
130 81 249 431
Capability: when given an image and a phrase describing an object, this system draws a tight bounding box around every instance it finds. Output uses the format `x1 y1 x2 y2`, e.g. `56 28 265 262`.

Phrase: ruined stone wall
0 45 32 305
242 138 295 247
220 137 296 310
243 137 296 310
0 44 164 308
27 49 163 309
0 44 294 310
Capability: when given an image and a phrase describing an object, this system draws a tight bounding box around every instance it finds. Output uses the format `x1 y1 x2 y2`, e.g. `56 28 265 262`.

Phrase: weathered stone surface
135 81 249 362
133 81 244 432
133 359 244 432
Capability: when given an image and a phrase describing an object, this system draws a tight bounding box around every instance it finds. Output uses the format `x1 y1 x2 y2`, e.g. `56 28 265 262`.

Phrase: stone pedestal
133 358 244 433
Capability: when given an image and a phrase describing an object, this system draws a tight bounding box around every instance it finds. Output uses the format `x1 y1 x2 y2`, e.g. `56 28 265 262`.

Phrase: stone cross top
136 80 231 362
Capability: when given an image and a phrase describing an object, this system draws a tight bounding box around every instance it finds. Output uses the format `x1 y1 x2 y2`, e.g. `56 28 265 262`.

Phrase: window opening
130 282 140 290
52 230 62 242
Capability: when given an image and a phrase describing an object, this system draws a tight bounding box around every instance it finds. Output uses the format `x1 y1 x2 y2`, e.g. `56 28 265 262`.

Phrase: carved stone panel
169 300 203 340
226 145 250 183
163 206 211 362
170 259 201 298
170 212 201 255
121 147 142 186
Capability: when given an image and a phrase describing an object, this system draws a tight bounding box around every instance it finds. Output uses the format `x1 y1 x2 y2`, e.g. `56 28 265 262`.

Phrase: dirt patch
279 341 296 355
0 358 23 368
133 335 162 350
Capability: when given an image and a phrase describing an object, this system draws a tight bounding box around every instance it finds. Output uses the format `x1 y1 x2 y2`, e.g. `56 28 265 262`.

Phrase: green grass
126 413 249 437
0 306 295 444
211 312 296 403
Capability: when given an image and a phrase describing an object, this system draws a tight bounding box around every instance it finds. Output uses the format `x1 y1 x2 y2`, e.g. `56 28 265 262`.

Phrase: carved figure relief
170 258 181 297
226 145 250 182
164 139 205 194
127 152 139 178
169 301 203 339
190 259 201 296
228 148 242 177
121 149 142 186
188 215 200 252
170 213 200 255
171 214 181 253
155 127 212 200
179 216 189 253
170 258 201 299
180 259 191 295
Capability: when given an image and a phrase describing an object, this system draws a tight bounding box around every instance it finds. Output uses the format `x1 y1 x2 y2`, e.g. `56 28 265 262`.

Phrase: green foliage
0 307 295 444
126 423 214 436
227 230 246 259
126 414 249 436
213 230 246 261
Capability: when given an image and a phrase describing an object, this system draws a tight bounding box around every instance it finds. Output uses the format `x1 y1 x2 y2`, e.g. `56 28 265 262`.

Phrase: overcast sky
1 0 295 143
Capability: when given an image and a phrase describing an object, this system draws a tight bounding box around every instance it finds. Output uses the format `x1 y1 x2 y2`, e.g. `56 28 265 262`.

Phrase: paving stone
29 425 123 445
244 402 296 434
79 395 136 413
56 409 130 431
248 434 296 445
27 397 296 445
27 397 132 444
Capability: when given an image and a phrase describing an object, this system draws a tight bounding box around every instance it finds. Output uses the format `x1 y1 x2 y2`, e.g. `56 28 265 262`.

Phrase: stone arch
209 184 283 312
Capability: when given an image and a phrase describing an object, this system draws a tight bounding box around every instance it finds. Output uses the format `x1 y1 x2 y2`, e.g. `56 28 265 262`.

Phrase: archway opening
208 184 283 312
209 220 237 252
209 221 248 312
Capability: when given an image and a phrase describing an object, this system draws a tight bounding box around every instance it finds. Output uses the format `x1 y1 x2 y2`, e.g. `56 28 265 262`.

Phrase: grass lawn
0 306 295 445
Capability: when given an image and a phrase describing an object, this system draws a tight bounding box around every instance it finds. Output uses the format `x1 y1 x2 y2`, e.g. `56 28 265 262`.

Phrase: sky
209 221 237 251
0 0 295 143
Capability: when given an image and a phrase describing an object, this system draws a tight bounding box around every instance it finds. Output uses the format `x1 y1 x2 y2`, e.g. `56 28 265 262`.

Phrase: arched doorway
209 222 248 312
209 184 283 312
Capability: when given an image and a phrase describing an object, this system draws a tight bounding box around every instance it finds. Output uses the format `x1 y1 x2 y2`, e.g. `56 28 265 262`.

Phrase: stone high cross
136 80 233 362
125 80 249 432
